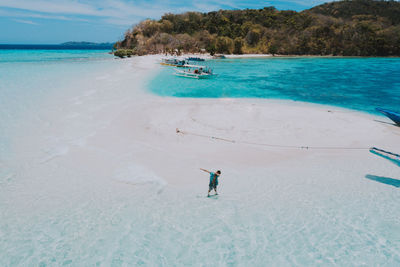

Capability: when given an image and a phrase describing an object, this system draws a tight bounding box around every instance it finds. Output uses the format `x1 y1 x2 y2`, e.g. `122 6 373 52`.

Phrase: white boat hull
174 69 215 79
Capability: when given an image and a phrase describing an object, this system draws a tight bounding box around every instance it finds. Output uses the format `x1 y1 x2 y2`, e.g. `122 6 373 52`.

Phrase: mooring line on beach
176 128 371 151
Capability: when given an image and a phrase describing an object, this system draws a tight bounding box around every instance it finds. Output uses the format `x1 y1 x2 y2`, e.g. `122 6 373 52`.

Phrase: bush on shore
113 49 136 58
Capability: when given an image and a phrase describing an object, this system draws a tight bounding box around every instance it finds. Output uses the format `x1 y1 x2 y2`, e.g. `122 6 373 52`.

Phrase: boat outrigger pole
370 147 400 166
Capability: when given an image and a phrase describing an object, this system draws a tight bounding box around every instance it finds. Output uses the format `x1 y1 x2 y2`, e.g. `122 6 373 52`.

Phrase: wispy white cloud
102 17 136 26
0 8 89 21
263 0 326 9
0 0 174 26
0 0 331 27
0 0 167 18
12 18 39 25
205 0 240 9
0 0 99 16
192 3 222 12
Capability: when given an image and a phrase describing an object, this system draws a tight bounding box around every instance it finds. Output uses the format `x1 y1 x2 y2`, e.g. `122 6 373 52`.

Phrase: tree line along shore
114 0 400 57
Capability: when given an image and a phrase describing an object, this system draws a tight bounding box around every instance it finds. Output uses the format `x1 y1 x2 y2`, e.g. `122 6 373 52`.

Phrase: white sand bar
1 55 400 265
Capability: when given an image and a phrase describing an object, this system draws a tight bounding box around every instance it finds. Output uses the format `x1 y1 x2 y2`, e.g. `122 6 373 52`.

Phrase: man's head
216 170 221 176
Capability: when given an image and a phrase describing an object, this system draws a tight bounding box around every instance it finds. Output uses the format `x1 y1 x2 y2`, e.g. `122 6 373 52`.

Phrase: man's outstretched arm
200 168 211 173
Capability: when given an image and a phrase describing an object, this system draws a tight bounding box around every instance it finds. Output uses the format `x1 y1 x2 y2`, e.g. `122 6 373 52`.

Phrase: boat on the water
376 107 400 125
161 58 186 67
174 64 215 79
186 57 205 62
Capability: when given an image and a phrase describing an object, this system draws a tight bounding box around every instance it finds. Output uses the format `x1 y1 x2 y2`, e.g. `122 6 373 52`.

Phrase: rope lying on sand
176 128 371 151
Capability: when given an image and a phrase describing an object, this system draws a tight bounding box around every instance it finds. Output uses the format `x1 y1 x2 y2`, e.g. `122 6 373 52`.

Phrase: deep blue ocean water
149 57 400 114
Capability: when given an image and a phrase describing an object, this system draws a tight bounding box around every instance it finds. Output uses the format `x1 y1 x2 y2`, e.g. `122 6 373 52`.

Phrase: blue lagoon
150 57 400 114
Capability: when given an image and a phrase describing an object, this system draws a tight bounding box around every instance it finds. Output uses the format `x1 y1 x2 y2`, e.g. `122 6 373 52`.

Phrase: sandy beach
2 55 400 265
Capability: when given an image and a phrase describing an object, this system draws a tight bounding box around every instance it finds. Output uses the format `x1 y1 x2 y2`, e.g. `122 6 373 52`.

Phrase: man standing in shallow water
200 168 221 197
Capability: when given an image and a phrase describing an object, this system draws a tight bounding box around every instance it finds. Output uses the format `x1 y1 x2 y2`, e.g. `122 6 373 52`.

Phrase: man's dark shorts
209 183 217 190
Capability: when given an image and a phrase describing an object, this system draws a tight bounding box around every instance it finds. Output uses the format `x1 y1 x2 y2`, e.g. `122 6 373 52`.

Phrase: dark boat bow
376 108 400 126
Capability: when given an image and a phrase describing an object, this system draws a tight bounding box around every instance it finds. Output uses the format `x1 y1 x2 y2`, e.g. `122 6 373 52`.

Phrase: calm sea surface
149 57 400 114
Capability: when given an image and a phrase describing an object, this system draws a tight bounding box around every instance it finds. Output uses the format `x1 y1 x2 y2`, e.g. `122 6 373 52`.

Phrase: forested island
115 0 400 56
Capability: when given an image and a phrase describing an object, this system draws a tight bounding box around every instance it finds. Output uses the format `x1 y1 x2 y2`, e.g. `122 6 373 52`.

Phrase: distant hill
116 0 400 56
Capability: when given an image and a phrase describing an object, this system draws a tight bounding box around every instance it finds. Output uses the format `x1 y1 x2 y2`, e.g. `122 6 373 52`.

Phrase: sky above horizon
0 0 328 44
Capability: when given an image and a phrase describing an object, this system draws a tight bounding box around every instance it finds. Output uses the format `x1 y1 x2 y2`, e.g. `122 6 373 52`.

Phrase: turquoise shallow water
0 48 112 63
149 57 400 114
0 49 115 160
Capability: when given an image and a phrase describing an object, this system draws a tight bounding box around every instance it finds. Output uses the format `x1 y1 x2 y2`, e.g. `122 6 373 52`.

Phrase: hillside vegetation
115 0 400 56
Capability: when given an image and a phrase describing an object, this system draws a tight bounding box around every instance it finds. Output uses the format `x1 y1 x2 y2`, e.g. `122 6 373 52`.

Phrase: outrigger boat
376 107 400 126
161 58 186 67
174 64 215 79
186 57 205 62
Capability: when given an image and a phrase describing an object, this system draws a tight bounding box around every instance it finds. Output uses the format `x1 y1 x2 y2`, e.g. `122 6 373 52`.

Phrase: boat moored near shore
161 57 186 67
186 57 206 62
174 64 215 79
